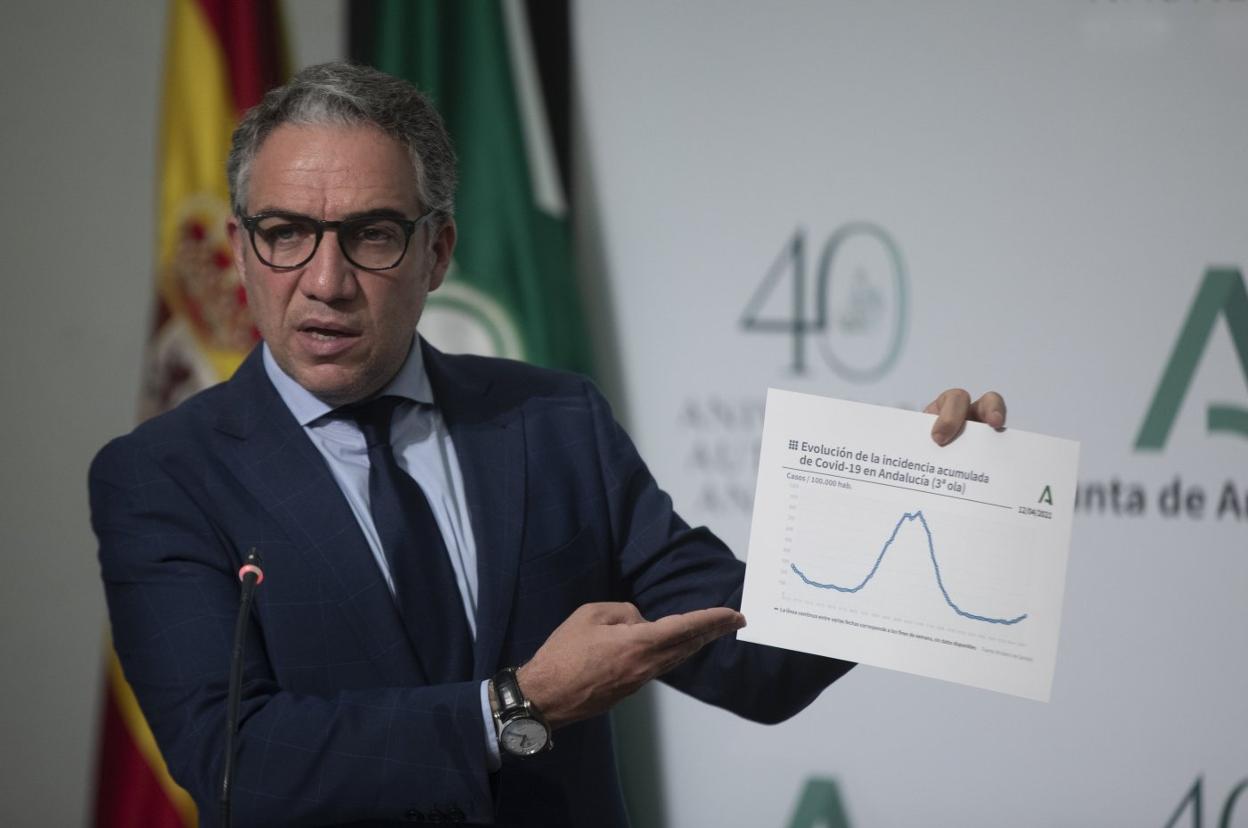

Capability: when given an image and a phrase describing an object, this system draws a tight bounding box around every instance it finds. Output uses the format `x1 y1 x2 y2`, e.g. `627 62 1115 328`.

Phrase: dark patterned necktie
345 395 474 683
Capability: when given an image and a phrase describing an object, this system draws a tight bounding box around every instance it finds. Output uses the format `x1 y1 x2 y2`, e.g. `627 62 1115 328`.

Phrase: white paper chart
739 390 1080 701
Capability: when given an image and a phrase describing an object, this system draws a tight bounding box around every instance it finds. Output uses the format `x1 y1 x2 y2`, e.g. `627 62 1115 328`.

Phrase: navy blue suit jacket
90 343 851 827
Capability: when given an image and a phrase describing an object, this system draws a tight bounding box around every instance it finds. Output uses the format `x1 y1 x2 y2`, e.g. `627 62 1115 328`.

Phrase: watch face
500 717 548 757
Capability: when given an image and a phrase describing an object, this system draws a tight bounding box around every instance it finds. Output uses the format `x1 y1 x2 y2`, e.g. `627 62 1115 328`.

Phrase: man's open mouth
299 322 359 340
306 328 350 340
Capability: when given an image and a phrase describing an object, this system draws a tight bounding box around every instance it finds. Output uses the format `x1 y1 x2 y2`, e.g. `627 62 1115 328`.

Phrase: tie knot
339 395 405 448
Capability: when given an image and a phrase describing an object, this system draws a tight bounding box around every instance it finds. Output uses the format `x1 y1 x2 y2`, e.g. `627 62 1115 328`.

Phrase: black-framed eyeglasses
238 210 437 271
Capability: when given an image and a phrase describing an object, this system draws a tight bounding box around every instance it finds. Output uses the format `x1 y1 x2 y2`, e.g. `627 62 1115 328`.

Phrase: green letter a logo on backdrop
786 778 853 828
1135 268 1248 450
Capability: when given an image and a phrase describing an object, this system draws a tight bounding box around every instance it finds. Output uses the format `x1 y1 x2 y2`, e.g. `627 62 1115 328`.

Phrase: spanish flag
93 2 285 825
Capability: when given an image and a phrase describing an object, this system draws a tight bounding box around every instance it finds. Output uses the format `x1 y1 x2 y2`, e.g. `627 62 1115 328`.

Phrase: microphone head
238 547 265 585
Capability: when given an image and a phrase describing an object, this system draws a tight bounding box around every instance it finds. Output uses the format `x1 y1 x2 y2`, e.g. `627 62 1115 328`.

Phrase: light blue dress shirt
262 336 501 768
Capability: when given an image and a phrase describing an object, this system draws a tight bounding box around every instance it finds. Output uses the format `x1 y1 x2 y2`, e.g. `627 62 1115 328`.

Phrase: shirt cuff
479 679 501 771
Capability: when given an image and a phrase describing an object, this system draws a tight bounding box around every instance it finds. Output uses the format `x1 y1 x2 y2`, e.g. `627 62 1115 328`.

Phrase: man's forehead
246 122 420 214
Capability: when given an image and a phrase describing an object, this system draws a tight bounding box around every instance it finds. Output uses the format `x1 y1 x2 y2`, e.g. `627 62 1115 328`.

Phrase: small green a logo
786 778 852 828
1135 268 1248 450
1039 485 1053 505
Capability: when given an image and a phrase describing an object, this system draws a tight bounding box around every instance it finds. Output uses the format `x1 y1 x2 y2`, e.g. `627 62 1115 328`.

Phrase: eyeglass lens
252 215 411 270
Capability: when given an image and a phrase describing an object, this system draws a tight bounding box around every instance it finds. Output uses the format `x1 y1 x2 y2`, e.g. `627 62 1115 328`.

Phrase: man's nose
298 233 358 303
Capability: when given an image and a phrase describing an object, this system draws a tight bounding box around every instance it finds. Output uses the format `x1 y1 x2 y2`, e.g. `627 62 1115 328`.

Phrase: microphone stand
220 548 264 828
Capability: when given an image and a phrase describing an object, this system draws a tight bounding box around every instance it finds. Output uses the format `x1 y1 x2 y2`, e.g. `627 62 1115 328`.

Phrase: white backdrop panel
577 2 1248 825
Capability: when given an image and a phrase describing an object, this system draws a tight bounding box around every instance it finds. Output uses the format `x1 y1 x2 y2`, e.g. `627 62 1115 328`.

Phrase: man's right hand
515 602 746 730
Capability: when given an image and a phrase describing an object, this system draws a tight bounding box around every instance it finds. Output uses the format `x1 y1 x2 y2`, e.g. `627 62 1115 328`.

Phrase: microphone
220 548 264 828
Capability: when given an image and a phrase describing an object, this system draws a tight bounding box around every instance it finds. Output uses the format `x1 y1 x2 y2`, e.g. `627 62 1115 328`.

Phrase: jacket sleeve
90 436 492 828
581 380 855 724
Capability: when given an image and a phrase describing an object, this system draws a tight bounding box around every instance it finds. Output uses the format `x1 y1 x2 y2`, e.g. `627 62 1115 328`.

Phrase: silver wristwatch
490 667 552 758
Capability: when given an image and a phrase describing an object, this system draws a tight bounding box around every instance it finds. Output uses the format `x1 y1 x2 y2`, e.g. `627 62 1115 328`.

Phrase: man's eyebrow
245 207 416 222
243 206 310 219
340 207 412 222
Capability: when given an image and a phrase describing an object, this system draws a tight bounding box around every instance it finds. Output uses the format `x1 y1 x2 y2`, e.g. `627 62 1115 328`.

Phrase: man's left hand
924 389 1007 446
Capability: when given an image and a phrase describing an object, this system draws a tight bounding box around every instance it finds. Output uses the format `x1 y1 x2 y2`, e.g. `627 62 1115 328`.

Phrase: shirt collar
262 334 435 427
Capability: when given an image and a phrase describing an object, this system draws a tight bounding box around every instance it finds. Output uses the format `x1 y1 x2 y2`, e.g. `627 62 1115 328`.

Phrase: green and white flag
352 0 591 374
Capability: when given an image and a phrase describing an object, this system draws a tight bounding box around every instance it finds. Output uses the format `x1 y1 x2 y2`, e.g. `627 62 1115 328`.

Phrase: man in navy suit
91 63 1006 827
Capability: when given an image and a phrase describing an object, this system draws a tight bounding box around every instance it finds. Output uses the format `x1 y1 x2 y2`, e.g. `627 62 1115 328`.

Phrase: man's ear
427 217 457 292
226 216 249 283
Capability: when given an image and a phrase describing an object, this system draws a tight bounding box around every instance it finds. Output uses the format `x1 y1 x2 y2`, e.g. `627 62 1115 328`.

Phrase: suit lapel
423 343 526 678
215 348 425 685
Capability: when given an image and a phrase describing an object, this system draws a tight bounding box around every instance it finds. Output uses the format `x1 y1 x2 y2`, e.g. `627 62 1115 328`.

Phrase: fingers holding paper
924 389 1007 446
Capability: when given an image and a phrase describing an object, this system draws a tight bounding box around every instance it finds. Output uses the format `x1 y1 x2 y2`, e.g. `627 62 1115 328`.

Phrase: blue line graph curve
789 510 1028 626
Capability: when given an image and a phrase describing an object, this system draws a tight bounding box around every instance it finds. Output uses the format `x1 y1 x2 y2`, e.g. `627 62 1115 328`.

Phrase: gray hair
227 61 457 221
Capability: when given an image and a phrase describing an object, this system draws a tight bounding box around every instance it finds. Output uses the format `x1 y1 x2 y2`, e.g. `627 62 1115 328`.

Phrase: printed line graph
789 510 1028 626
740 390 1076 700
